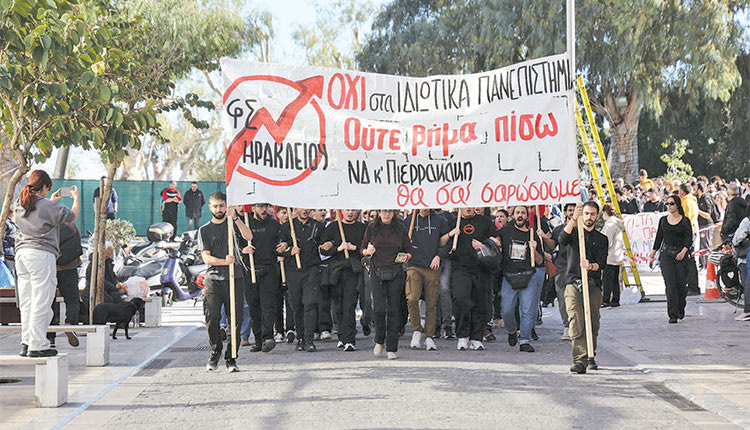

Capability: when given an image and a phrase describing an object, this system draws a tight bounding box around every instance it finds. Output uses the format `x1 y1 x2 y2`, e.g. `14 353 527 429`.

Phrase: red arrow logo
224 75 324 185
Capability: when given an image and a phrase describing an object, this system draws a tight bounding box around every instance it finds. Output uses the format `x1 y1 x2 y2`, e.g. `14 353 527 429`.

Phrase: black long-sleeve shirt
559 226 608 287
403 213 450 269
652 216 692 255
320 220 366 262
246 214 282 267
280 218 323 269
453 214 499 271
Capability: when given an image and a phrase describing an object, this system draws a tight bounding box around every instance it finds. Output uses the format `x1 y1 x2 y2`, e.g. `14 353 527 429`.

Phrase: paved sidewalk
1 274 748 429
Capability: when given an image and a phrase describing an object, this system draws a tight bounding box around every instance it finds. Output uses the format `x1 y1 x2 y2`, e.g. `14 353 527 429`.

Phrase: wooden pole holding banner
88 194 100 324
244 212 256 284
227 214 238 359
529 212 536 267
451 212 461 252
408 209 417 239
577 214 595 359
279 258 287 285
288 207 302 269
337 217 350 259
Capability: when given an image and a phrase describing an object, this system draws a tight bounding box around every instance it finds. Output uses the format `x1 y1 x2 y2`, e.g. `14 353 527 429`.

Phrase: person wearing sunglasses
649 195 693 323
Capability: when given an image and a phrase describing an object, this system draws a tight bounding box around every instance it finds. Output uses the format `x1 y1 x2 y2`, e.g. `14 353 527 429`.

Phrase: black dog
92 298 145 339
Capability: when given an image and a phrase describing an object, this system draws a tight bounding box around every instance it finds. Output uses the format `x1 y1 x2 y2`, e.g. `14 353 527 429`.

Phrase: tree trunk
600 89 644 184
94 162 118 306
0 147 29 245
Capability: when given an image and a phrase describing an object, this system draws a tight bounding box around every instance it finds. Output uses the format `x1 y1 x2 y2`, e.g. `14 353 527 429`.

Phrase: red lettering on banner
480 178 580 204
344 118 401 151
411 122 477 156
494 112 558 142
327 73 366 111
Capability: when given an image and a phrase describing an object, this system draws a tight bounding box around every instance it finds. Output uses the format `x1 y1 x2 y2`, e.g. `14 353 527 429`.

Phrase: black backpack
58 223 83 266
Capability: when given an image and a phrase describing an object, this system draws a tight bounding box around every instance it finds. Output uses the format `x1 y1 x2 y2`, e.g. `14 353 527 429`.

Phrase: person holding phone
649 194 693 324
14 170 79 357
361 209 413 359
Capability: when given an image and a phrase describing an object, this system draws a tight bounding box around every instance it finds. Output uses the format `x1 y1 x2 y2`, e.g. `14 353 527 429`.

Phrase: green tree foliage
639 54 750 180
357 0 749 181
0 0 147 238
659 138 693 182
294 0 376 69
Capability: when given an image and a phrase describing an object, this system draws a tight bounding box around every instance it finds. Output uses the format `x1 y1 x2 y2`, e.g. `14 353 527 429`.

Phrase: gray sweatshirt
14 197 76 258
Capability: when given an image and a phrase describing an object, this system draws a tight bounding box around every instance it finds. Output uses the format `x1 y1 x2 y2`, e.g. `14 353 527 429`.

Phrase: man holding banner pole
199 191 253 372
280 208 324 352
558 202 608 374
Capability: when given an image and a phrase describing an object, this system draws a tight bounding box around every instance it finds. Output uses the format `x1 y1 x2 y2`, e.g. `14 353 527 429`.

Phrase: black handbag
504 270 535 290
375 267 397 281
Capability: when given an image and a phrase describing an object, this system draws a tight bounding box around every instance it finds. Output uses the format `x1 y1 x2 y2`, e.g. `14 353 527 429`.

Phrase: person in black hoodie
361 209 413 360
242 203 283 353
280 208 324 352
449 207 499 352
721 184 749 240
319 209 366 351
403 209 451 351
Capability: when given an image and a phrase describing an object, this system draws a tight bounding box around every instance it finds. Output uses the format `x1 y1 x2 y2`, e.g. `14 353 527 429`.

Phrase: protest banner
623 212 665 270
221 54 579 208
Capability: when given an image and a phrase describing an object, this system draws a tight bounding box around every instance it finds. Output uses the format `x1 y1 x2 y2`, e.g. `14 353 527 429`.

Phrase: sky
40 0 389 180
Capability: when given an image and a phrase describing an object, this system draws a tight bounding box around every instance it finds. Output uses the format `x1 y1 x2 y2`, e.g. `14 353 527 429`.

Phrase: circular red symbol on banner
224 75 326 186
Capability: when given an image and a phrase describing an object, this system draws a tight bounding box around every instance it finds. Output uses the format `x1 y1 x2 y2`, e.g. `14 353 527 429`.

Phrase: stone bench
0 325 110 367
1 295 161 327
0 354 68 407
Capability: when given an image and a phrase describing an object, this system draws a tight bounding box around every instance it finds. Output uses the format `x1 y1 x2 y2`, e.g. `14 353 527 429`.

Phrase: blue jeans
501 268 545 344
221 300 252 339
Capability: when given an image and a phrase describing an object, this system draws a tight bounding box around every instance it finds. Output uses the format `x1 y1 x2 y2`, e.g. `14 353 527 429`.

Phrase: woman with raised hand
14 170 78 357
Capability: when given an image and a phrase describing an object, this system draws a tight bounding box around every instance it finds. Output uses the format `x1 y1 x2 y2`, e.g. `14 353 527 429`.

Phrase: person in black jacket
242 203 283 353
403 209 451 351
80 244 125 324
319 209 366 351
721 184 748 240
649 194 693 324
559 202 608 374
183 182 206 231
279 208 324 352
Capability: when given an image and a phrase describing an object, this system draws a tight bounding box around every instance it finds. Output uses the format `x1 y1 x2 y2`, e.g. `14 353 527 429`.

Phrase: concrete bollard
35 354 68 407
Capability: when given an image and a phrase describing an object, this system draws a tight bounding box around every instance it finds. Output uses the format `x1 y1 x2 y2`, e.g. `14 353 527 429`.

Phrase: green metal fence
53 179 226 237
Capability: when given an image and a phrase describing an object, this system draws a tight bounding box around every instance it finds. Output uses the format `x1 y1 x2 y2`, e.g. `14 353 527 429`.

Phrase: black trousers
660 256 688 320
47 268 81 341
602 264 621 305
686 255 700 295
450 268 490 340
358 271 373 329
371 267 405 352
286 266 321 343
162 209 178 236
204 278 244 359
245 266 279 346
333 269 360 345
318 275 336 333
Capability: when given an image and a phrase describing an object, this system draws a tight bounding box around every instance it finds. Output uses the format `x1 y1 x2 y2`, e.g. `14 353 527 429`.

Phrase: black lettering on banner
384 159 473 186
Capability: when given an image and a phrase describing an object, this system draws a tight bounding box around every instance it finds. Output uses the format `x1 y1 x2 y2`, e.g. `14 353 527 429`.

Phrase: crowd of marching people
198 170 750 373
3 169 748 372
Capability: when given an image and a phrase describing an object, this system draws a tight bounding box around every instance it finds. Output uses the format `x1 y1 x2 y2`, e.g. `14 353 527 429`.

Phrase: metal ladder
574 76 644 295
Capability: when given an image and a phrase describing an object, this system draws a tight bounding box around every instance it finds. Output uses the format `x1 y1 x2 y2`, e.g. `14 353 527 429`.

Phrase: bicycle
709 245 745 308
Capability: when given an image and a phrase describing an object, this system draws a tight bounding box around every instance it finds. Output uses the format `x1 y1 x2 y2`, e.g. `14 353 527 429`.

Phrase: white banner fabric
221 54 580 209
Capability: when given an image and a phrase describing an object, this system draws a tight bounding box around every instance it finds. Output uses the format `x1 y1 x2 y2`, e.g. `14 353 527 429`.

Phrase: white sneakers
456 337 470 350
387 351 398 360
320 331 332 340
469 340 485 350
561 327 571 340
337 341 344 349
373 343 384 357
425 337 437 351
344 343 356 351
410 331 423 348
